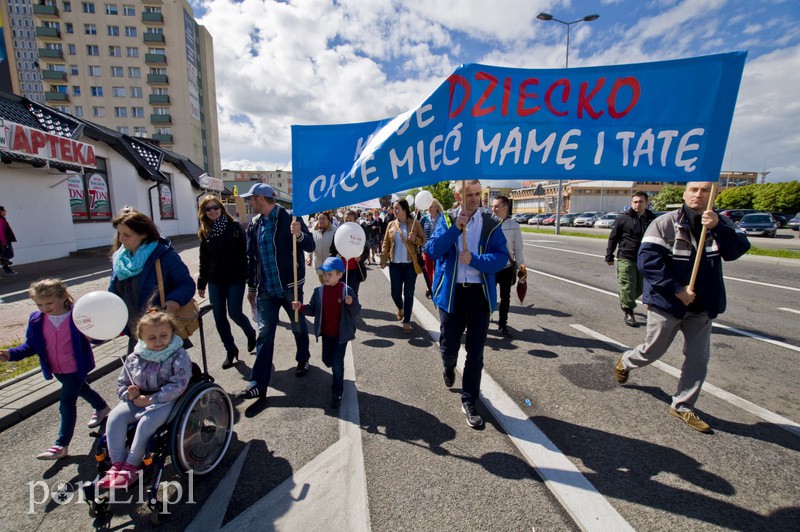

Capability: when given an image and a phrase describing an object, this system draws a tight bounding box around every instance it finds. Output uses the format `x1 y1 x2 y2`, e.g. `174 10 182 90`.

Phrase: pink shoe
108 463 142 489
87 406 112 428
97 462 125 489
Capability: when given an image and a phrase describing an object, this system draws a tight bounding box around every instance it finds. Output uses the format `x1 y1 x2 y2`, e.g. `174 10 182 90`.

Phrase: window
108 45 121 57
110 66 123 77
134 126 147 137
107 25 119 36
69 64 79 75
84 24 96 35
88 65 101 76
81 2 94 13
64 2 72 12
55 106 70 113
117 126 129 134
153 107 169 115
126 46 138 58
92 106 105 117
68 161 112 222
148 47 165 55
112 86 125 97
90 86 103 96
65 23 73 34
104 3 117 15
129 86 142 98
86 45 99 56
68 44 76 55
131 106 144 118
124 26 136 37
73 105 83 117
152 87 167 95
128 66 140 78
72 86 81 95
122 4 134 16
114 106 127 117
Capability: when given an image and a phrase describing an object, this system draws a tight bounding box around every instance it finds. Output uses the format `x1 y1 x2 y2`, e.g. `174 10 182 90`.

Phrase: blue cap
320 257 345 272
240 183 277 198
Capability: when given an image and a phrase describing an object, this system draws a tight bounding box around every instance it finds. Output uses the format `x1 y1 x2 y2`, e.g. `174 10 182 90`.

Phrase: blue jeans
53 373 108 447
321 335 347 397
389 262 417 323
439 284 490 404
208 280 256 354
250 287 311 389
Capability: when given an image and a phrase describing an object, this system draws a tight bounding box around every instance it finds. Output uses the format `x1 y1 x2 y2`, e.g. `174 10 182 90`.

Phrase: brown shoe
614 356 629 384
402 322 412 334
669 408 711 433
396 309 403 321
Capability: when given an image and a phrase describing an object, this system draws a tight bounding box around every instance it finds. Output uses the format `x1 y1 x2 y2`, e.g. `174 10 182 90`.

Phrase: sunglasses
204 205 221 212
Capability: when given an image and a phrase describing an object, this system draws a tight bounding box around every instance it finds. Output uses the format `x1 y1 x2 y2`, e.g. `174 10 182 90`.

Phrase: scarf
133 333 184 363
208 216 227 239
113 240 158 281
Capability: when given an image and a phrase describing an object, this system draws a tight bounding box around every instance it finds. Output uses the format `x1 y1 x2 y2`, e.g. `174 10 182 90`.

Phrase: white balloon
334 222 366 259
415 190 434 211
405 194 415 206
72 291 129 341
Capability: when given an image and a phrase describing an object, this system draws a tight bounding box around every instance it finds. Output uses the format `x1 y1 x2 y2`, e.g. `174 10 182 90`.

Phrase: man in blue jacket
242 183 315 400
424 180 508 429
614 182 750 433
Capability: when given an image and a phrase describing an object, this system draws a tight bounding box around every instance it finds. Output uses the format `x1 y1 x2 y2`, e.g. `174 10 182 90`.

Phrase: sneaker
498 325 513 337
109 463 142 489
295 361 309 377
3 268 17 276
425 289 432 299
36 445 68 460
624 309 638 327
247 335 257 353
669 408 711 433
331 395 342 409
87 406 112 428
443 369 455 388
97 462 125 489
240 384 266 400
614 356 629 384
462 402 485 429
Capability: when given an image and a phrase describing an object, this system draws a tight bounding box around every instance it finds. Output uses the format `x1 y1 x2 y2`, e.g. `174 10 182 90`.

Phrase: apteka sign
0 119 97 168
291 52 747 215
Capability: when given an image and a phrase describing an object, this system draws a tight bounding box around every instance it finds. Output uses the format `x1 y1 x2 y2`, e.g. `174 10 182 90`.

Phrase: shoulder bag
155 258 200 339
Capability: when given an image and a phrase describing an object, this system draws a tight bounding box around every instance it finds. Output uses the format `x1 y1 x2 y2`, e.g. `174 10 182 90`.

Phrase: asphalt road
0 233 798 531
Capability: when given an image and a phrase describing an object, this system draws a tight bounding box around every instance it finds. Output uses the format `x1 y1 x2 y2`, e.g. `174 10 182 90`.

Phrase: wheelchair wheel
170 382 233 477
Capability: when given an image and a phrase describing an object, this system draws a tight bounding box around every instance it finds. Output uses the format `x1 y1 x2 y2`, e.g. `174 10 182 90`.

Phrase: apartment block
0 0 220 176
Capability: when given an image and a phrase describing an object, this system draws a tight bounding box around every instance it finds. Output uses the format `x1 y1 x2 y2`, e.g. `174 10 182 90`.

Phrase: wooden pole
460 180 468 252
688 183 718 292
293 216 299 322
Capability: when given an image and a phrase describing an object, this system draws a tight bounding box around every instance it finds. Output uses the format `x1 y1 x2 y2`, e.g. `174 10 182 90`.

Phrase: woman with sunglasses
196 196 256 368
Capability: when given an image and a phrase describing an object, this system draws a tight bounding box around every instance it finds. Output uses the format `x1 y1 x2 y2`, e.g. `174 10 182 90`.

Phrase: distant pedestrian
605 191 657 327
0 205 18 275
421 199 444 298
293 257 361 409
363 211 382 264
307 212 336 283
424 180 508 429
491 195 526 337
196 195 257 369
0 279 110 460
614 182 750 433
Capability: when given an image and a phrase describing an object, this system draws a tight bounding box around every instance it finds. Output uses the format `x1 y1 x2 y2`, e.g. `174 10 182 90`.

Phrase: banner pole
688 182 718 292
461 180 468 252
293 216 299 322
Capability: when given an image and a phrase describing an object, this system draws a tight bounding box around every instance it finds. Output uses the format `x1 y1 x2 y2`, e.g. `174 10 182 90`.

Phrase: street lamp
537 12 599 234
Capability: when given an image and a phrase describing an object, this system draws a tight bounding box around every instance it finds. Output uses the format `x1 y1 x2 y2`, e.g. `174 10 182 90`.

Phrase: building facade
0 0 220 177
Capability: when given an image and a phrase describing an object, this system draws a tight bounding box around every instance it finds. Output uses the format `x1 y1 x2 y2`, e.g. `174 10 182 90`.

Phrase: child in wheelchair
98 309 191 490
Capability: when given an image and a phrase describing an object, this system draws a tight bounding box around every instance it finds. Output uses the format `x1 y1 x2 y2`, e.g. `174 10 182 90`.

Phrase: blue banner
291 52 746 215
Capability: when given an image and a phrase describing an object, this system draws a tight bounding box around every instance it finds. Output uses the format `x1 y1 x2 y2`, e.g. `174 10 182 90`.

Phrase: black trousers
495 266 515 326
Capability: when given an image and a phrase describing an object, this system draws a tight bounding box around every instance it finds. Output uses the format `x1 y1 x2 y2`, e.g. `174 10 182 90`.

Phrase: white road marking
778 307 800 315
524 242 601 259
571 324 800 438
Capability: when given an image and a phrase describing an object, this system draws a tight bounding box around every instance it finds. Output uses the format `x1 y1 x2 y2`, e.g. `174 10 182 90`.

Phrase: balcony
142 12 164 24
152 134 173 144
150 114 172 124
36 27 61 39
45 92 69 102
33 4 59 17
143 33 165 44
42 70 67 81
149 94 170 104
145 53 167 64
38 48 64 60
147 73 169 85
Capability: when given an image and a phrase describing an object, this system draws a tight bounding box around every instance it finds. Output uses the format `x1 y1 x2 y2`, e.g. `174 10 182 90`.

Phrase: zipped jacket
638 206 750 319
605 208 656 263
300 283 361 344
423 209 508 313
197 220 248 290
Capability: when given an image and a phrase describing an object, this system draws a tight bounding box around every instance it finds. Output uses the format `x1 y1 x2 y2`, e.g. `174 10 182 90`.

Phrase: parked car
738 213 778 238
573 212 602 227
594 213 621 229
527 213 552 225
514 213 533 224
787 212 800 232
770 212 789 228
719 209 757 224
541 213 559 225
559 213 579 227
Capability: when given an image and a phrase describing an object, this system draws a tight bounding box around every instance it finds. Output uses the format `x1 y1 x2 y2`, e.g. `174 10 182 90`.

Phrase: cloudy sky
190 0 800 183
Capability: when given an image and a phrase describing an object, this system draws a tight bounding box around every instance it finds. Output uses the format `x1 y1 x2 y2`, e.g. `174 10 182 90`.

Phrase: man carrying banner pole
613 181 750 433
425 180 508 429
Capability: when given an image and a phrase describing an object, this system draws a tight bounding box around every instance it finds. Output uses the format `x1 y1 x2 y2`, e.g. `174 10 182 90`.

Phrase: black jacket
605 208 656 263
197 220 248 290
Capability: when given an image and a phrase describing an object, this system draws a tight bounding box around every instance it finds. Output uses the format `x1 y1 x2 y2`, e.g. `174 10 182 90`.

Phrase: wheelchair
83 305 234 524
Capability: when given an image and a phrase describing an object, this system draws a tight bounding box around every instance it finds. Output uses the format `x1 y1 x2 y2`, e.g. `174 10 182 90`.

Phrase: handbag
155 259 200 339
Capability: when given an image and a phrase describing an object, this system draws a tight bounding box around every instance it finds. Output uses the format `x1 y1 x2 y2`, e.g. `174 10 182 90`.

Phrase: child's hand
0 350 9 362
291 301 302 310
344 295 353 305
133 395 152 408
127 385 140 400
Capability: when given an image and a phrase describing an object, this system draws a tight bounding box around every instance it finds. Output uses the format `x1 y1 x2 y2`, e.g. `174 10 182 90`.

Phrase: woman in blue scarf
109 208 196 352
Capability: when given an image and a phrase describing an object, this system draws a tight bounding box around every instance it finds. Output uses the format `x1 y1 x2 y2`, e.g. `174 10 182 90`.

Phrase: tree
716 184 756 209
753 181 800 213
650 185 685 211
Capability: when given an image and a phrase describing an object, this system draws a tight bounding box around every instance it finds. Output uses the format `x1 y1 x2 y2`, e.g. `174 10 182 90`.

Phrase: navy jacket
638 206 750 319
246 205 314 295
300 282 361 344
8 311 96 380
606 207 656 263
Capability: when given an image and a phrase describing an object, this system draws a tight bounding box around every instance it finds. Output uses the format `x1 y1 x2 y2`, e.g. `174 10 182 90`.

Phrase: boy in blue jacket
293 257 361 408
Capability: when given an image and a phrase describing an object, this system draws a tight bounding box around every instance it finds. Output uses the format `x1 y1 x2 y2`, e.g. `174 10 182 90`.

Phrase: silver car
593 213 620 229
573 212 602 227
